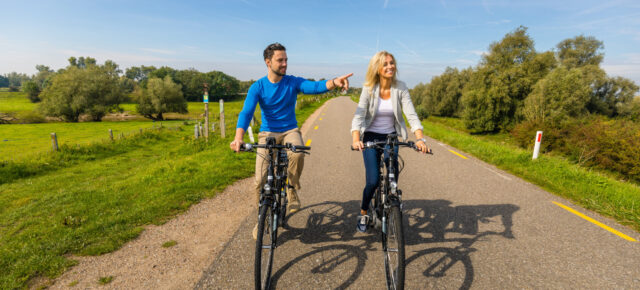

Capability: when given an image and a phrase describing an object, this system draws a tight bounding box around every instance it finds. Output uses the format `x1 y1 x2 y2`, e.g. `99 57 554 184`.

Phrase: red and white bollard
532 131 543 159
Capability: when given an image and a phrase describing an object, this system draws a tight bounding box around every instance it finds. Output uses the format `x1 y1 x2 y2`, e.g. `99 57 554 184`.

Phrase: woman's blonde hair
364 51 398 91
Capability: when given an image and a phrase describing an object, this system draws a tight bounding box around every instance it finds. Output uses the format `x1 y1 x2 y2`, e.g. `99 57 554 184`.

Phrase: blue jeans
361 132 399 212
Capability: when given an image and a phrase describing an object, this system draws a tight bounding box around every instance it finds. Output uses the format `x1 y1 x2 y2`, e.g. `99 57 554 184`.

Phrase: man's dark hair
263 43 286 60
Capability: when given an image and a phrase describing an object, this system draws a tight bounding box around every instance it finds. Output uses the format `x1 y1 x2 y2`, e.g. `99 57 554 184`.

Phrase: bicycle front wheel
255 205 275 290
384 205 405 290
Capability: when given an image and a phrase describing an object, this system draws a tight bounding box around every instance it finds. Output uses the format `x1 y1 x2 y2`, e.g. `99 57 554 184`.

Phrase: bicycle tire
255 205 275 290
279 183 288 228
383 205 405 290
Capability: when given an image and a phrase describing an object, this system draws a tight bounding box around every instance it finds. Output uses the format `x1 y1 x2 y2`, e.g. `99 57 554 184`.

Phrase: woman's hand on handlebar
415 140 432 154
351 140 364 151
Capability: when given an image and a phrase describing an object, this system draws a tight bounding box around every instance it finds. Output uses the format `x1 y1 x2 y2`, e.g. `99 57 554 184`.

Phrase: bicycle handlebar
351 140 433 154
240 142 311 153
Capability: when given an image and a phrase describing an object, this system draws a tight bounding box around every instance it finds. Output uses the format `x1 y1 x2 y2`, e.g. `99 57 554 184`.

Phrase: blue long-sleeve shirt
237 75 328 132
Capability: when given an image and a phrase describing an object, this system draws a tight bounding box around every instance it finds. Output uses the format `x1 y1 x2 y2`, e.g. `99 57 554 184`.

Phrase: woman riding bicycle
350 51 431 233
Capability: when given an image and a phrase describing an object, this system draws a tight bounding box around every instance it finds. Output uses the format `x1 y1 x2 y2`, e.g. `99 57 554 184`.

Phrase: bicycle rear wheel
255 205 275 290
383 205 405 290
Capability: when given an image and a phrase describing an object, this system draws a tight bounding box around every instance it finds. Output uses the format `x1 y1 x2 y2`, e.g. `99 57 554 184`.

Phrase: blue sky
1 0 639 88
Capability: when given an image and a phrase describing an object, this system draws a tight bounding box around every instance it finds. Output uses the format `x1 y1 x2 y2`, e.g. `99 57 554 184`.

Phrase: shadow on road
271 199 518 289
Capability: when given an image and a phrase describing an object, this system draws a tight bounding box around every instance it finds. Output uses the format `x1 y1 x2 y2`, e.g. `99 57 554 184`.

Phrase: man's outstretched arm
326 73 354 91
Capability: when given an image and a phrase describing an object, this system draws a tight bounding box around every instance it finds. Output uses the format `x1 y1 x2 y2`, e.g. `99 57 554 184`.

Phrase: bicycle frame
242 137 310 290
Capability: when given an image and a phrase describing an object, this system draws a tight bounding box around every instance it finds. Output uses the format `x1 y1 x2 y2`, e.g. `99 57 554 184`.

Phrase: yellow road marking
305 139 312 146
314 125 318 130
448 149 468 159
552 201 637 242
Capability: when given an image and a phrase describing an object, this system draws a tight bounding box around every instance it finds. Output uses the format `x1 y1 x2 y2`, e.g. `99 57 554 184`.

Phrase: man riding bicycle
230 42 353 239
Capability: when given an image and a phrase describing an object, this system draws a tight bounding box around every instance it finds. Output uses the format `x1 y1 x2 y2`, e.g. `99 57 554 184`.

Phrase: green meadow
0 95 329 289
0 99 248 161
0 91 35 113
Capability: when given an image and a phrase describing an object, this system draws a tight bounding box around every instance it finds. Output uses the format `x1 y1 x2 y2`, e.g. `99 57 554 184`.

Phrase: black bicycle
241 137 310 290
354 134 430 290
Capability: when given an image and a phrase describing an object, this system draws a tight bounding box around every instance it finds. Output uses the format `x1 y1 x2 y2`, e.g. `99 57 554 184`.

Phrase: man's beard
271 67 286 77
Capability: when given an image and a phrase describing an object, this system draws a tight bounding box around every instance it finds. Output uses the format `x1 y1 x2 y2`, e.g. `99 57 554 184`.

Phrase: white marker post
532 131 543 159
247 126 255 143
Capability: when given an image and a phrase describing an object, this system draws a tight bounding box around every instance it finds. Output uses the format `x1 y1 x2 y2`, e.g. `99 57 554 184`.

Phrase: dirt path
49 100 332 289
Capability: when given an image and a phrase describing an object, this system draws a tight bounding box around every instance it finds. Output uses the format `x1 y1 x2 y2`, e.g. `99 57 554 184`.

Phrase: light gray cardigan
351 80 423 140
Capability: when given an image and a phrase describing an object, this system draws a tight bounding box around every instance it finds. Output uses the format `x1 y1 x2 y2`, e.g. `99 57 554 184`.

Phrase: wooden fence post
194 124 199 139
219 99 225 138
51 133 58 151
109 129 114 141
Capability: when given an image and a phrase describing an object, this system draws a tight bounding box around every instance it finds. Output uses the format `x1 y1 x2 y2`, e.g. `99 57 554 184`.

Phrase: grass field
0 100 250 161
0 91 34 113
0 96 330 289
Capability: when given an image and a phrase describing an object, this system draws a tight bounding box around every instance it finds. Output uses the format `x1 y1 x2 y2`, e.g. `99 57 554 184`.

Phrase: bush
511 118 581 154
512 117 640 182
565 118 640 182
22 81 41 102
15 111 46 124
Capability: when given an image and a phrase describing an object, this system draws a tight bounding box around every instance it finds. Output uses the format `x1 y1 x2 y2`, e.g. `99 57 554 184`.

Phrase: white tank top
366 97 395 134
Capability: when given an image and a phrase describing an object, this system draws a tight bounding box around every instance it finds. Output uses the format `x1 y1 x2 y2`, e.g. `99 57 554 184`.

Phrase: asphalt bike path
196 96 640 289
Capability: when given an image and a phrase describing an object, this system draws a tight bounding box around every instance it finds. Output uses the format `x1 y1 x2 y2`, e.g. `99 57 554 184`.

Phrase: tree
0 75 8 87
523 66 590 123
22 65 56 103
33 65 54 88
125 65 156 83
617 96 640 122
68 56 97 69
576 65 639 117
5 72 30 88
556 35 604 68
207 71 241 98
416 67 472 118
22 81 41 102
133 76 186 120
461 26 555 132
38 60 124 122
173 68 209 101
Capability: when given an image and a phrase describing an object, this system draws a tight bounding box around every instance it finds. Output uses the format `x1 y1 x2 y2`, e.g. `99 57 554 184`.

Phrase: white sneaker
356 214 369 233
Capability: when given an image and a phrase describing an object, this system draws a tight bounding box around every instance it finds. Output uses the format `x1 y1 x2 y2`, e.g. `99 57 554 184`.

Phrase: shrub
512 117 640 182
565 118 640 182
15 111 46 124
511 119 574 153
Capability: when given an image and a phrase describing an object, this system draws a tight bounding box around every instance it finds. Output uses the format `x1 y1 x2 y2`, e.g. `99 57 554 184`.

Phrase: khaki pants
254 128 305 206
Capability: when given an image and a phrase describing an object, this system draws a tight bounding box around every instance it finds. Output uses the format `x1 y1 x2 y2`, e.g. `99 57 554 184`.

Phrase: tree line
2 57 247 122
411 26 639 132
411 26 640 182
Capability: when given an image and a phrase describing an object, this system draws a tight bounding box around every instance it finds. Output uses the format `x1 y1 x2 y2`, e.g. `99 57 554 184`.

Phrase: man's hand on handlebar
230 139 244 152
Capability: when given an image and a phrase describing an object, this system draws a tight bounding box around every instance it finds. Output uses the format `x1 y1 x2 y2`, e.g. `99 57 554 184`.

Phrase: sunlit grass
0 92 34 113
0 95 332 289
